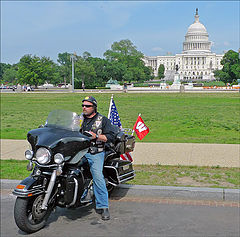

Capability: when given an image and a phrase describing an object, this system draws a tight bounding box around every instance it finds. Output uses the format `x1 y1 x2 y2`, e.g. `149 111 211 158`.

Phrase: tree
214 50 240 84
143 66 154 81
86 57 110 84
0 63 11 81
103 39 152 82
75 56 97 89
104 39 143 62
158 64 165 79
231 63 240 79
2 68 18 84
57 52 72 87
105 60 127 82
83 51 91 60
17 54 57 87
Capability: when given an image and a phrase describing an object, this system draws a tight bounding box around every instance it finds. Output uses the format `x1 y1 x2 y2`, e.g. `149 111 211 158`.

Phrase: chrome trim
104 165 118 170
107 181 118 186
119 173 136 183
33 161 58 168
66 177 78 207
42 171 53 175
41 170 57 210
104 165 135 184
119 171 135 179
31 184 43 189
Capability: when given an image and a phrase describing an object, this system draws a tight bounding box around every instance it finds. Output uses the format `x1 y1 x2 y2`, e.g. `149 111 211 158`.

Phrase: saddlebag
115 132 135 155
104 159 135 186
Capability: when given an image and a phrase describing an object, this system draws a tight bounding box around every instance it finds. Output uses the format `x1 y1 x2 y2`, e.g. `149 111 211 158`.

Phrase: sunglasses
82 104 93 108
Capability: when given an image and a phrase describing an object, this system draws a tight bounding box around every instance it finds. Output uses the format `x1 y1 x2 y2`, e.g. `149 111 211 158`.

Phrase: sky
1 1 239 64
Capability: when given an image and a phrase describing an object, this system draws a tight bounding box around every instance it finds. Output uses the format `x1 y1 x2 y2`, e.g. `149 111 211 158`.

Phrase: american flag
108 96 122 129
108 95 133 162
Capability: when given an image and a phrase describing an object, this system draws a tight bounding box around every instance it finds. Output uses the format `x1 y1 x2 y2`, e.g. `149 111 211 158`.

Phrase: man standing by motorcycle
80 96 117 220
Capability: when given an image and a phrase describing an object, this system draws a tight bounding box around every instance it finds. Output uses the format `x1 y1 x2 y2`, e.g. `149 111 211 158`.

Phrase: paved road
1 139 240 167
1 188 239 237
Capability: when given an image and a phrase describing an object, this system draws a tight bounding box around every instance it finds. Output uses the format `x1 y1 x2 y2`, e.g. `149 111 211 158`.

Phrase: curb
113 184 240 202
1 179 239 202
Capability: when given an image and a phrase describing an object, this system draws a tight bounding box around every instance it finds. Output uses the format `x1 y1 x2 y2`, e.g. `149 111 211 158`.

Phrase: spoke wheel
14 195 52 233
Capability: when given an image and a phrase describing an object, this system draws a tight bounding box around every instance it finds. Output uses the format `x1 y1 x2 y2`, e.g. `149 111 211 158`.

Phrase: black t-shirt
80 112 118 144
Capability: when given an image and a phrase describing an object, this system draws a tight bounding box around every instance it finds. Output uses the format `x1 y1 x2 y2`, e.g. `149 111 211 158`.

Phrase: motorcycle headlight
54 153 64 164
36 148 51 164
25 149 33 160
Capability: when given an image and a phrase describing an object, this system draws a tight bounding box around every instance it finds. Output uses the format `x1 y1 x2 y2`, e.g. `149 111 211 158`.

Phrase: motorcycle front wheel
14 195 52 233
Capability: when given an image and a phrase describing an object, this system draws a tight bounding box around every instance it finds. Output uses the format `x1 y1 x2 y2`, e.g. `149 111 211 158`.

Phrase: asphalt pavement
1 180 239 237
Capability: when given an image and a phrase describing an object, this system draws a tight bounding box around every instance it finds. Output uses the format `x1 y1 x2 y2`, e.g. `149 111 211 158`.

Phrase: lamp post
70 52 77 92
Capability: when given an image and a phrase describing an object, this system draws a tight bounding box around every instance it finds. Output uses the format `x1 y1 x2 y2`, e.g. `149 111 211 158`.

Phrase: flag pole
131 113 141 136
108 94 114 119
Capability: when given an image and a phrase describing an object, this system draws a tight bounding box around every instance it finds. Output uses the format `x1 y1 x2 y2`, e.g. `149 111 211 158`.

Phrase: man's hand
89 131 107 142
89 131 97 139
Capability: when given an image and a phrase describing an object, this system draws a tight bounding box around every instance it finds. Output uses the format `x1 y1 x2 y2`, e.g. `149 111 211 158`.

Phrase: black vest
80 113 105 154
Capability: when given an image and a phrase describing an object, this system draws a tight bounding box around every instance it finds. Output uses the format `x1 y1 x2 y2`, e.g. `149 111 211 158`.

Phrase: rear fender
12 176 45 198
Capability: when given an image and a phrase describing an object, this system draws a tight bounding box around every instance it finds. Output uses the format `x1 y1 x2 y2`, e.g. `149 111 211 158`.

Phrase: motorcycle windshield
45 110 80 131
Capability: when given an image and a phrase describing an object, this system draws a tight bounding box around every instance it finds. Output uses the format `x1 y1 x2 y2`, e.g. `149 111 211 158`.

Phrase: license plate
122 164 129 171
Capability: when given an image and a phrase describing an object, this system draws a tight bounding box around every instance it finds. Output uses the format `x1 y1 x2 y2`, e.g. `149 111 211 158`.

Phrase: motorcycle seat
104 146 117 161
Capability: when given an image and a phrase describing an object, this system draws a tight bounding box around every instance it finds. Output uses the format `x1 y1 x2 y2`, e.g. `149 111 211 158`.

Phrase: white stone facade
143 9 223 81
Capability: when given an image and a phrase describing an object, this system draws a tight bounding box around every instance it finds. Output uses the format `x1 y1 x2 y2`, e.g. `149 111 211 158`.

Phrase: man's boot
96 208 110 220
101 208 110 220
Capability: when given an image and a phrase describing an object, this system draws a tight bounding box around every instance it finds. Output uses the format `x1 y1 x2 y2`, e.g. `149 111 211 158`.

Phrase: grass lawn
128 164 240 189
1 92 239 143
1 160 239 189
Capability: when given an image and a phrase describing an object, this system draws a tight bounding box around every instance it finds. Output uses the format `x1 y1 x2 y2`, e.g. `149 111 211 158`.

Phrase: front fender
12 176 45 198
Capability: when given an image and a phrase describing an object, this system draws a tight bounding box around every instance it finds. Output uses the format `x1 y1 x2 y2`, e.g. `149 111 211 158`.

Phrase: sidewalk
1 139 240 167
1 179 239 203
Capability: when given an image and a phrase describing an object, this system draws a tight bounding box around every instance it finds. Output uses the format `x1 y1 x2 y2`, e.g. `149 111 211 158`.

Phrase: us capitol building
143 9 223 81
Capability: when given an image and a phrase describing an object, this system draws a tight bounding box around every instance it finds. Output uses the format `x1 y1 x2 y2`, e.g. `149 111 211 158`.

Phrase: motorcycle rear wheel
107 183 115 196
14 195 52 233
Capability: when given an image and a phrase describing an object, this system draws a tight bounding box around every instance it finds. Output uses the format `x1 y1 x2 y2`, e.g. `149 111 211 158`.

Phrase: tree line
0 39 154 89
213 50 240 84
1 39 239 88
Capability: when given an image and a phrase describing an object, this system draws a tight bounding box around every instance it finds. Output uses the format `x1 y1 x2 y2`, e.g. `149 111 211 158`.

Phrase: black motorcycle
13 110 135 233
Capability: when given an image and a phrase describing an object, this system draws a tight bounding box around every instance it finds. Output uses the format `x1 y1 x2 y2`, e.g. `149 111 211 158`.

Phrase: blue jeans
85 152 108 209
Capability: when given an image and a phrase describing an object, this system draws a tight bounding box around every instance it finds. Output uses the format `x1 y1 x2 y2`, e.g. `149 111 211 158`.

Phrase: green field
1 92 240 144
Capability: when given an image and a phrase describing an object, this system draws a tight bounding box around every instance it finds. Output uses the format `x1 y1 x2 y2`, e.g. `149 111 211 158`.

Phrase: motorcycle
13 110 135 233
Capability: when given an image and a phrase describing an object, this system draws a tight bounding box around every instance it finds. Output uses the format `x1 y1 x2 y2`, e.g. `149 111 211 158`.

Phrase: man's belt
89 147 104 154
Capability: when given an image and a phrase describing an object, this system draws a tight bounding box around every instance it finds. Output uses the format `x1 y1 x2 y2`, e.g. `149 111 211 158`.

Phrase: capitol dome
183 9 211 54
187 21 207 34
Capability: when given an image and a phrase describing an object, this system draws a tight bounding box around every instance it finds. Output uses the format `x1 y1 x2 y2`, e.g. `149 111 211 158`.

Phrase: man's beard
83 110 95 117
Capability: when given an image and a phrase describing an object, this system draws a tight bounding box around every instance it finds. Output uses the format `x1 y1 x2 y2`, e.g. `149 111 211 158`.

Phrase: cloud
98 1 146 28
151 47 164 52
223 41 230 46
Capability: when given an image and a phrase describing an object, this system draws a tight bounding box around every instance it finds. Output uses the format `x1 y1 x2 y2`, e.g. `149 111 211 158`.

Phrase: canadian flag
133 115 149 140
